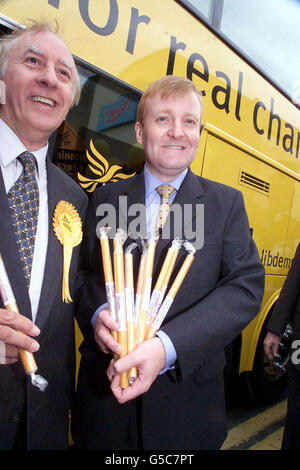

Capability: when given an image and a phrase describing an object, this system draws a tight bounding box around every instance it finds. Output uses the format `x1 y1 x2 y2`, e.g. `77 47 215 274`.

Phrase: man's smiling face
135 91 201 182
1 30 75 150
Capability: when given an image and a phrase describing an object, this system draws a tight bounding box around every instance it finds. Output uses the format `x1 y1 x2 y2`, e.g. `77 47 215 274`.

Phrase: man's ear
135 121 143 145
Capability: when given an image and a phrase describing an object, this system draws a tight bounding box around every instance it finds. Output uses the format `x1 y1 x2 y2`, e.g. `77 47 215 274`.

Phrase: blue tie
7 152 39 286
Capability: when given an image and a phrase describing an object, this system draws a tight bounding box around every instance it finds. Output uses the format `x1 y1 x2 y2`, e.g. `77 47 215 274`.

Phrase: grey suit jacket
73 169 265 450
0 155 88 449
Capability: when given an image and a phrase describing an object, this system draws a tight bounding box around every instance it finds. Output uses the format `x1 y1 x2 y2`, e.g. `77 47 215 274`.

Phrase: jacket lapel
0 168 32 318
121 171 146 229
119 171 146 253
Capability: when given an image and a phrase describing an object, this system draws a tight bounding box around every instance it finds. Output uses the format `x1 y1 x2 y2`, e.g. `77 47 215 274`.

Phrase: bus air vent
239 170 270 195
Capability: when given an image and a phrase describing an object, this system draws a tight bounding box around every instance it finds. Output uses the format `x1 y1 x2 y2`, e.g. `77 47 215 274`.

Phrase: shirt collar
0 118 48 174
144 164 188 198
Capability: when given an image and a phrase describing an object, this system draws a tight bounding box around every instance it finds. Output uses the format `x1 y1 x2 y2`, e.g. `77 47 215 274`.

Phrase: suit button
9 410 20 422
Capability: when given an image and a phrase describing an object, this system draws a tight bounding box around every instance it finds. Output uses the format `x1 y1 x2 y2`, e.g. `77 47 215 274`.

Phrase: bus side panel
199 129 295 371
283 185 300 261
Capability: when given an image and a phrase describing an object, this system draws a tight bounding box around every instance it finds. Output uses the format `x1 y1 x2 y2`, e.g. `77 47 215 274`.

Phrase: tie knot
156 184 175 201
18 152 36 170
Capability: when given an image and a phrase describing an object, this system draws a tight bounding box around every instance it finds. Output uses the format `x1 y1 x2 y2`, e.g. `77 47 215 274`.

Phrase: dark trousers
282 363 300 450
12 406 27 450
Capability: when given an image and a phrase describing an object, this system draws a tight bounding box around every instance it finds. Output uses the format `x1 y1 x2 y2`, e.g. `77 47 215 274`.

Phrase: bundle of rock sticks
99 227 195 388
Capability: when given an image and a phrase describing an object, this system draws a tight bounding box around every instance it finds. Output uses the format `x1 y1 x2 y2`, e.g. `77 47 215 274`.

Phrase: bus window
220 0 300 102
181 0 214 20
53 64 145 192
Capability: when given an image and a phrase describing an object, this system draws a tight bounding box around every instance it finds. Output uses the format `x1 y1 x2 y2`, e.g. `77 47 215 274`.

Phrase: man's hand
94 308 121 356
0 308 40 365
264 331 280 360
107 337 166 404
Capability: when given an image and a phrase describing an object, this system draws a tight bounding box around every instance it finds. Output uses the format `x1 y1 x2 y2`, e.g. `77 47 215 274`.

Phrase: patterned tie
7 152 39 286
155 184 175 235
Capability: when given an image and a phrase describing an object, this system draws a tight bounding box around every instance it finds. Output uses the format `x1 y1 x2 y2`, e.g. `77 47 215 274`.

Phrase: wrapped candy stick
136 239 156 345
125 243 138 384
146 241 195 339
0 254 48 392
134 239 147 333
146 238 182 336
113 229 128 388
99 227 117 346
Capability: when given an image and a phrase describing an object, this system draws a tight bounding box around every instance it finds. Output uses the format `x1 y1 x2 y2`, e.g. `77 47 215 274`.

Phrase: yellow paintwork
1 1 299 168
221 399 287 450
2 0 300 374
240 277 284 372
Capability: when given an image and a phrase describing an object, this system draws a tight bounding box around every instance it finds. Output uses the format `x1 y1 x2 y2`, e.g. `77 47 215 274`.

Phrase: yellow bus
1 0 299 404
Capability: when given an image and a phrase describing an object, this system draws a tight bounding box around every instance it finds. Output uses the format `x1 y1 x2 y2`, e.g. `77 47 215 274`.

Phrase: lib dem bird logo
78 139 136 192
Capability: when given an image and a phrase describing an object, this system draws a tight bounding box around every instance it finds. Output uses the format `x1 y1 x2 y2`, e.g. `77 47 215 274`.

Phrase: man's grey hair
0 20 81 106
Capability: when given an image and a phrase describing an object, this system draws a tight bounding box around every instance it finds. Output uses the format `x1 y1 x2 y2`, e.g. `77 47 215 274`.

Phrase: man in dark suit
72 76 264 450
0 22 88 449
264 242 300 450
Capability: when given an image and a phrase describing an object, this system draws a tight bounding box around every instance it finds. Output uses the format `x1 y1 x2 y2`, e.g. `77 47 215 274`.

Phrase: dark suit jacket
0 155 88 450
72 169 265 450
267 242 300 372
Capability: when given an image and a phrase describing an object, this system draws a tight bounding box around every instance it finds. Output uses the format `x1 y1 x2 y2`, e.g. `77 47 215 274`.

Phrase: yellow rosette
53 201 83 303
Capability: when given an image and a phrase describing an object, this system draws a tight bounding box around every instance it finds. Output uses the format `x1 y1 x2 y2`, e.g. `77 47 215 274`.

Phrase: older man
72 76 265 450
0 22 87 449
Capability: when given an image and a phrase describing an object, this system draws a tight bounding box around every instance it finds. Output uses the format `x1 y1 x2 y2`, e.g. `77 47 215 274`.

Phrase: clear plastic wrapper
113 229 128 388
0 254 48 392
125 242 137 384
135 238 156 344
99 227 118 345
146 241 195 339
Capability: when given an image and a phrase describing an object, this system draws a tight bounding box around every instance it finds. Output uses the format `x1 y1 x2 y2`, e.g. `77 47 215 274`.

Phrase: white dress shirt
0 119 49 322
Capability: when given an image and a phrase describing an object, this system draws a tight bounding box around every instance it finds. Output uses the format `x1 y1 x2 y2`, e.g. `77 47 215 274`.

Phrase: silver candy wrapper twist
0 254 48 392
